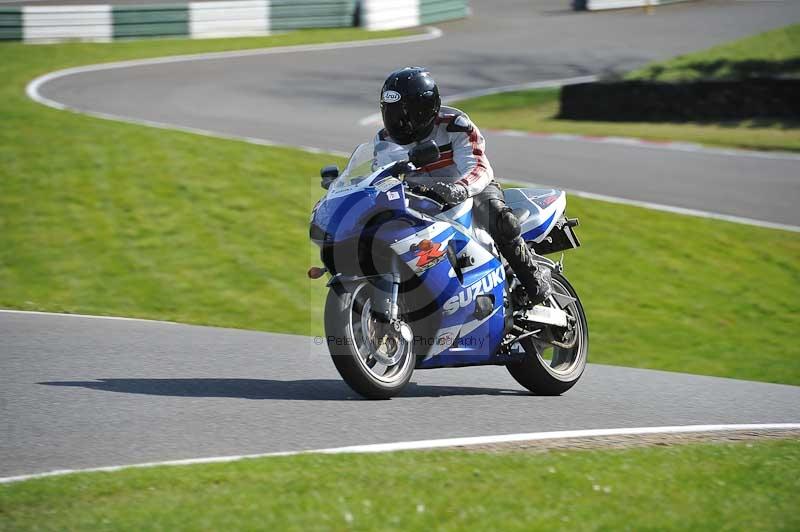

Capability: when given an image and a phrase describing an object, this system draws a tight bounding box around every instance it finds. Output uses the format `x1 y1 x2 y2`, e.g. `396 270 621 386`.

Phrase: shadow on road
39 378 528 400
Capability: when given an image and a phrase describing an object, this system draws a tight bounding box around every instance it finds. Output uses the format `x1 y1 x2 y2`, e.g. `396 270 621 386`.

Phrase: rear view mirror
409 140 439 168
320 165 339 178
320 165 339 190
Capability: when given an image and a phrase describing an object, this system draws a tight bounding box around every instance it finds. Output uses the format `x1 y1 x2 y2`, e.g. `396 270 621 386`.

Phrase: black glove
412 182 468 205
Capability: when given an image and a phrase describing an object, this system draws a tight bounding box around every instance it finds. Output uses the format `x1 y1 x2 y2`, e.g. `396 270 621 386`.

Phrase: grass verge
0 29 426 335
1 32 799 385
627 23 800 81
2 439 799 530
555 195 799 385
456 24 800 151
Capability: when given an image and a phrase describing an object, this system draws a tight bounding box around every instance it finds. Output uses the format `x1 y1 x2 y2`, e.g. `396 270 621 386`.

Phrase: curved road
36 0 800 225
3 0 800 478
2 312 799 478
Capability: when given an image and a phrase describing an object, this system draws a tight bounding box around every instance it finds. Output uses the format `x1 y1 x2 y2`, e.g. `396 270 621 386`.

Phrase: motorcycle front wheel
507 271 588 395
324 281 415 399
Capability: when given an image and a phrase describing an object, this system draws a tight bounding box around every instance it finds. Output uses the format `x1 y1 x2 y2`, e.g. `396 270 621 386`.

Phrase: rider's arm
449 116 494 197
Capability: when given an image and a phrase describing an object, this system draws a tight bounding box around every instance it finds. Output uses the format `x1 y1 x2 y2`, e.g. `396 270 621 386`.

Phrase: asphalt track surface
1 312 799 478
35 0 800 225
4 0 800 478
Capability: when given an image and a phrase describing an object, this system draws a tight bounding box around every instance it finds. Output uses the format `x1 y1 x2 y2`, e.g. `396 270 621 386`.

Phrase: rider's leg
472 181 552 306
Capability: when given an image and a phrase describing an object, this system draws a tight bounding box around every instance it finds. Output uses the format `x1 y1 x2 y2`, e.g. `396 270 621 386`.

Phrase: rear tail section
504 188 580 255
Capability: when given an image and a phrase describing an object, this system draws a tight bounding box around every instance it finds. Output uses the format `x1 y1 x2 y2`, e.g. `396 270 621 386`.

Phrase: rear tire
507 271 588 395
325 282 414 399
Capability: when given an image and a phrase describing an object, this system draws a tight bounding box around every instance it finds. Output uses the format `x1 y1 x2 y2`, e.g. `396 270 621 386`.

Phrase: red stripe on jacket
421 150 454 172
456 128 491 189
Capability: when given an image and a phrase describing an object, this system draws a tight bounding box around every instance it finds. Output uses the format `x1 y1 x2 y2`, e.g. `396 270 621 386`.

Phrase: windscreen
331 142 407 192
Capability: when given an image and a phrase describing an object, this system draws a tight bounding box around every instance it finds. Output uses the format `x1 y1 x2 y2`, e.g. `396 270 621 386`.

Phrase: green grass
457 88 800 151
1 27 417 70
565 195 799 384
456 24 800 151
1 31 799 385
2 439 799 530
0 29 426 334
627 23 800 81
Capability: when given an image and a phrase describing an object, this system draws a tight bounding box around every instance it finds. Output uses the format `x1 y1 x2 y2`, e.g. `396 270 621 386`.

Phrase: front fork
325 257 412 343
369 271 414 343
370 272 401 322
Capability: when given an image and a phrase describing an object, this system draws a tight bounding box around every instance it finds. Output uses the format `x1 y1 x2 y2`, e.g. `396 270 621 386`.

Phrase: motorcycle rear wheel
507 271 588 395
325 281 415 399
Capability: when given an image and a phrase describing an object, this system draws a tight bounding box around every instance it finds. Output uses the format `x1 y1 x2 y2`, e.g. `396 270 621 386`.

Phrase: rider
375 67 552 305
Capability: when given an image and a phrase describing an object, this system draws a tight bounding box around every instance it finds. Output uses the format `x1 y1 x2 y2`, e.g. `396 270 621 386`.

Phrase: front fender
326 273 390 288
327 272 401 322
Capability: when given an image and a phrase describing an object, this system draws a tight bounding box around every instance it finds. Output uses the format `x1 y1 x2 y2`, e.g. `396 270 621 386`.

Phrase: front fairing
309 143 508 369
310 142 436 246
310 169 415 245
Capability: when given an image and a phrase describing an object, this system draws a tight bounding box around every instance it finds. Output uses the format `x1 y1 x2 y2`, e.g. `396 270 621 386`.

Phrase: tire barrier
572 0 691 11
360 0 468 30
0 0 467 42
559 79 800 121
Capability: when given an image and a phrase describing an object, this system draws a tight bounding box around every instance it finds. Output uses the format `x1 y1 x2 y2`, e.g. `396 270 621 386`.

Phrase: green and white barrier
361 0 467 30
190 1 269 38
573 0 691 11
271 0 356 30
23 5 113 41
361 0 417 31
1 2 274 41
0 0 359 42
111 4 191 39
0 0 467 42
114 1 273 39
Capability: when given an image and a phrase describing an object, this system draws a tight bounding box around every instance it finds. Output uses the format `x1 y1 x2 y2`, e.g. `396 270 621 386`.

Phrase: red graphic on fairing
411 239 446 269
533 193 558 209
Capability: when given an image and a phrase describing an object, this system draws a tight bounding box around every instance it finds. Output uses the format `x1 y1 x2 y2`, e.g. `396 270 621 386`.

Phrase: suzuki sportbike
308 140 587 399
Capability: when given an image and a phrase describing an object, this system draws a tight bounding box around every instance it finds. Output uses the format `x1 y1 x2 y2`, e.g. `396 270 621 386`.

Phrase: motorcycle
308 139 587 399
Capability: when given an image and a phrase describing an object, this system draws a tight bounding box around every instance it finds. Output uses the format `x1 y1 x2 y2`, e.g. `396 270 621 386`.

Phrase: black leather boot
501 236 552 306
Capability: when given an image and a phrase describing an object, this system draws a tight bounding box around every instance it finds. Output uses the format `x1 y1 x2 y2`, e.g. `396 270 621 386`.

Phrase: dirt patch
450 429 800 454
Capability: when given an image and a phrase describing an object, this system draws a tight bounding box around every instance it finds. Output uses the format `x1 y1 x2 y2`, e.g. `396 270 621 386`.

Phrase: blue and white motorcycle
309 140 587 399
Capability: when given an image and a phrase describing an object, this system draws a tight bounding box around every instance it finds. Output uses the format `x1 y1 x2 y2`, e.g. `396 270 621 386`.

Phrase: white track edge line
444 76 600 102
569 190 800 232
0 309 311 341
502 179 800 233
25 29 799 231
28 26 442 87
358 76 800 162
357 75 600 126
490 128 800 162
12 27 800 491
0 309 184 325
357 77 800 230
2 423 798 484
25 27 442 158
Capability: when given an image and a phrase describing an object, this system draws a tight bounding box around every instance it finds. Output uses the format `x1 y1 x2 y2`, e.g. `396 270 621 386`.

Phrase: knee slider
496 208 521 243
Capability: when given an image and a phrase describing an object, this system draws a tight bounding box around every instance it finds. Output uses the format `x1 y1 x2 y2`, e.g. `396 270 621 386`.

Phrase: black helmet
380 67 441 145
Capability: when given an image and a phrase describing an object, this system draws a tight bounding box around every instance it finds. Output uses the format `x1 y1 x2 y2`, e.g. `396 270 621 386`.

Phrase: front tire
507 271 588 395
325 282 415 399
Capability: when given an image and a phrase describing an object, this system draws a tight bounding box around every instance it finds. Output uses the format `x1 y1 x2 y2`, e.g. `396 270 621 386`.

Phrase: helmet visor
381 103 415 145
